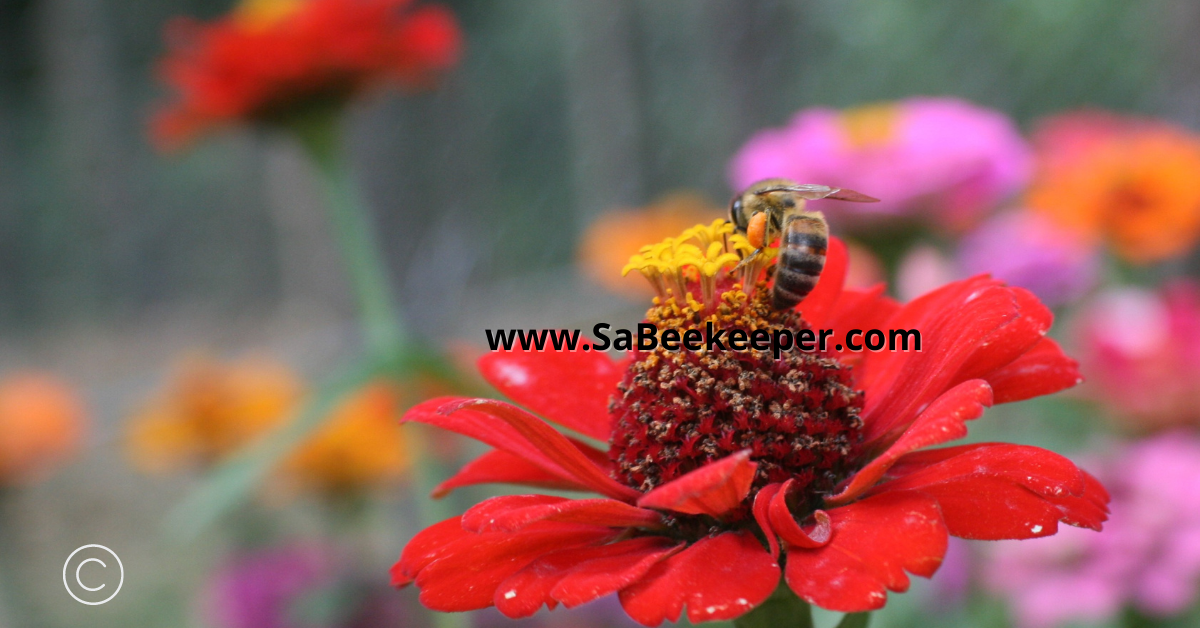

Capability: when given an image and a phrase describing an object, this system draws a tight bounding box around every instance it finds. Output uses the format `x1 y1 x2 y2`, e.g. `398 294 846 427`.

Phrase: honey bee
729 178 879 310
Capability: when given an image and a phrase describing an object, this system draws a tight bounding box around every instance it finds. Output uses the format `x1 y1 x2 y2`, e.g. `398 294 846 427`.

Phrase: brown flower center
607 282 864 524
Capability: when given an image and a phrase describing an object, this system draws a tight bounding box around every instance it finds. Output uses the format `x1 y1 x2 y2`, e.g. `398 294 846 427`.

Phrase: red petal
873 443 1106 540
415 524 618 612
1046 470 1111 530
463 494 664 533
821 285 902 369
637 450 757 517
494 537 682 617
619 531 780 625
955 287 1053 382
432 448 593 498
986 337 1082 404
769 480 832 549
478 343 626 441
392 516 471 587
858 277 1043 446
551 538 684 608
796 237 847 326
785 491 947 612
827 380 993 505
752 483 784 559
405 397 640 502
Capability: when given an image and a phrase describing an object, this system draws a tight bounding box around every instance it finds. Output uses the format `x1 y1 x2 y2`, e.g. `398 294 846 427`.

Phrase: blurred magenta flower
894 212 1099 307
729 97 1032 231
957 211 1100 308
203 543 409 628
204 544 337 628
1076 282 1200 432
984 432 1200 628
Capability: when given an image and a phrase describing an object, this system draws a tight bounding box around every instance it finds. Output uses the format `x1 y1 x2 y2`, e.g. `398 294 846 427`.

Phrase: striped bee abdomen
772 219 828 311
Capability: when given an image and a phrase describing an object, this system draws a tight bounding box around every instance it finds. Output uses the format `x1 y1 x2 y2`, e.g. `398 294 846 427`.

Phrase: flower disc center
608 284 865 520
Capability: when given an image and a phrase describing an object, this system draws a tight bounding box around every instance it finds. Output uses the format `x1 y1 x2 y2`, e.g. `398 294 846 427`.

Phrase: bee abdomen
772 231 827 310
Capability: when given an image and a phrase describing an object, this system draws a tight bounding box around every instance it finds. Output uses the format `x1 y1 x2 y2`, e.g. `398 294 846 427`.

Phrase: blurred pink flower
895 245 957 302
984 432 1200 628
1076 282 1200 432
927 537 973 611
203 543 408 628
894 212 1099 308
957 211 1100 308
729 97 1032 230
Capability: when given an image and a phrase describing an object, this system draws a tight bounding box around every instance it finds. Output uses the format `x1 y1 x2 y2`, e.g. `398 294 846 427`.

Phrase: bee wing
790 184 879 203
755 183 880 203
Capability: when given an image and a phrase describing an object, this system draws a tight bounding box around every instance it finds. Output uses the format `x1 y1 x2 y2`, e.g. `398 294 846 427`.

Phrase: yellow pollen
622 221 775 311
234 0 306 30
839 103 901 149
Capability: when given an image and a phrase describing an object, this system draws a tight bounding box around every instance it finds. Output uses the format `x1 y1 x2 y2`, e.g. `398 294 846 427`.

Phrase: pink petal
463 494 664 533
827 379 993 505
405 397 640 502
637 450 757 517
785 491 947 612
619 531 781 625
478 344 626 441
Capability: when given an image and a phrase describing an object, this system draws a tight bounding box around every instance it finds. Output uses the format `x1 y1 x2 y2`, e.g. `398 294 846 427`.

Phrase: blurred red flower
392 224 1108 625
151 0 462 150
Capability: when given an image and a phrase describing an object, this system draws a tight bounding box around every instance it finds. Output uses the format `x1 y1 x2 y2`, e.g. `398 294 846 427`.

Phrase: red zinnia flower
392 221 1108 625
151 0 461 150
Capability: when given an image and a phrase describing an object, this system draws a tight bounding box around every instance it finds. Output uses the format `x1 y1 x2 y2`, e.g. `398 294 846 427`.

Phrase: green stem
288 112 466 628
292 111 406 358
735 584 814 628
0 492 35 626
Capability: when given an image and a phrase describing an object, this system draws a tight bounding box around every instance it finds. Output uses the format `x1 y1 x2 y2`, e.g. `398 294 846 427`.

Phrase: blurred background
3 0 1200 627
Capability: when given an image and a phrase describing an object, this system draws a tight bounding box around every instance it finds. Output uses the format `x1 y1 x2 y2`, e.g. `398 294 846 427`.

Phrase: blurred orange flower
126 355 303 473
1027 111 1200 264
579 193 723 296
128 354 416 496
0 372 86 486
280 380 410 495
151 0 462 150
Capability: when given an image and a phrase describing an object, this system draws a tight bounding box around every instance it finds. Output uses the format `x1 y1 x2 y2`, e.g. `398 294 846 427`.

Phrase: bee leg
732 247 762 274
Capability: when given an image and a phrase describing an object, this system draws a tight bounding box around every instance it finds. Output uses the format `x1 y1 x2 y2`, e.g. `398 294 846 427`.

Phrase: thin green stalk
0 491 35 626
735 584 814 628
836 611 871 628
290 113 465 628
292 111 406 358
